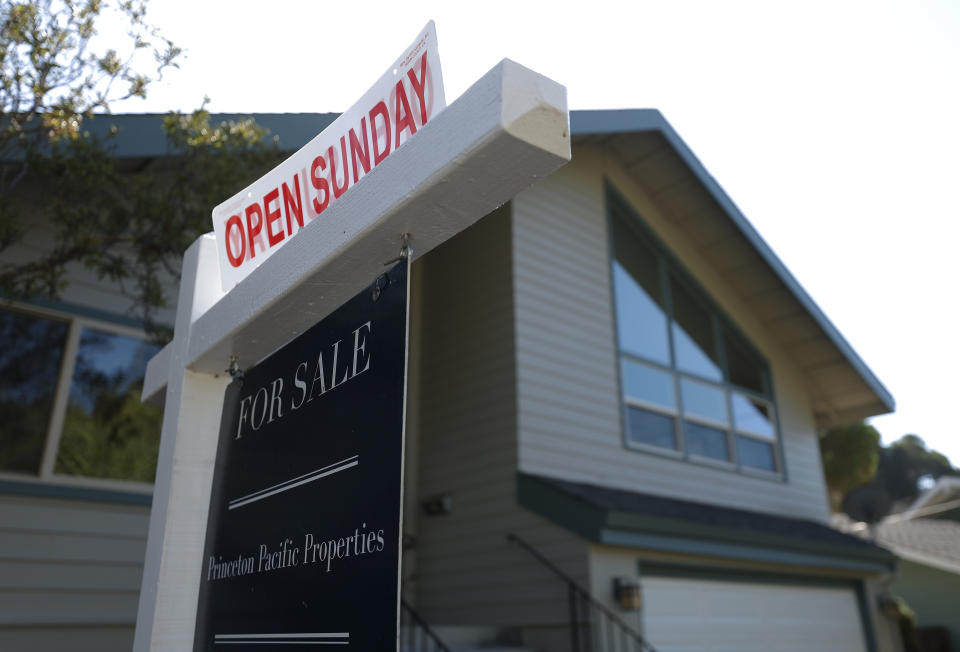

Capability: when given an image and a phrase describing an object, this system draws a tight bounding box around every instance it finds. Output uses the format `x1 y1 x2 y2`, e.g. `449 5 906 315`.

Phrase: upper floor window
0 305 163 489
610 199 782 475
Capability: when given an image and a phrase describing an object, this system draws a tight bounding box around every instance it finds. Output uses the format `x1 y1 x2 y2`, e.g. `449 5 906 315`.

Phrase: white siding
0 494 149 651
513 146 831 523
414 206 589 627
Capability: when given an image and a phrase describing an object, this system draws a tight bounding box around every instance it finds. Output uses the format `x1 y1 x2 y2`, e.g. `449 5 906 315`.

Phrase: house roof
518 472 896 574
85 109 893 424
903 476 960 520
874 518 960 574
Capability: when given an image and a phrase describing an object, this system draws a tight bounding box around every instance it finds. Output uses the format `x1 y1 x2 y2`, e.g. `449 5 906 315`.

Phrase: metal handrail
507 533 659 652
400 598 452 652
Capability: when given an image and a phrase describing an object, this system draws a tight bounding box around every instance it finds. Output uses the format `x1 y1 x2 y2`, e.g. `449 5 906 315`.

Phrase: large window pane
612 216 670 365
724 329 766 394
670 277 722 382
621 359 675 411
611 194 780 476
679 377 728 425
55 328 163 482
737 435 776 471
0 310 69 473
731 393 776 440
625 406 677 450
684 422 729 461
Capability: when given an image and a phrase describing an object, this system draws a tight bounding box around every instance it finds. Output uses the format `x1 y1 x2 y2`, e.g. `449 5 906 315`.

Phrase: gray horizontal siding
0 626 135 652
512 148 831 523
414 206 588 628
0 495 148 649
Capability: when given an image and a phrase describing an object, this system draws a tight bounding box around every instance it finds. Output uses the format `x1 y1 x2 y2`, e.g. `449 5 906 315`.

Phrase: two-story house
0 109 900 652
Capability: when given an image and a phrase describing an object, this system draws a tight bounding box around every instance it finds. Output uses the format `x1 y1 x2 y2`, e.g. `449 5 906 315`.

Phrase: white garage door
641 577 868 652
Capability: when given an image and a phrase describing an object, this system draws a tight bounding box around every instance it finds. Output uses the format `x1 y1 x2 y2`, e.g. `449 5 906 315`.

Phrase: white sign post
134 43 570 651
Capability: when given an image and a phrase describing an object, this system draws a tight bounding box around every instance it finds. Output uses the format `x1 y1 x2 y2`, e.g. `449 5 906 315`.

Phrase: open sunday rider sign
211 22 445 290
193 260 410 650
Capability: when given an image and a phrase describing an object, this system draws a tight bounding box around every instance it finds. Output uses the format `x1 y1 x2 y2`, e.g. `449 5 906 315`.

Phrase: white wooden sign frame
134 59 569 651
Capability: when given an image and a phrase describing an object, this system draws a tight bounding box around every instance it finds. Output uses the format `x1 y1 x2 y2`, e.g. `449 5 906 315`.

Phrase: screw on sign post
194 258 411 651
133 20 570 652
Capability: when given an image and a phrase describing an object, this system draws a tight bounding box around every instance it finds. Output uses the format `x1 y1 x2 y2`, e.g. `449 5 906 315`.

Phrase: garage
641 576 869 652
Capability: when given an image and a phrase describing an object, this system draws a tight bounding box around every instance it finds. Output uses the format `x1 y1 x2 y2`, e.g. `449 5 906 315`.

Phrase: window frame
606 184 787 480
0 301 161 495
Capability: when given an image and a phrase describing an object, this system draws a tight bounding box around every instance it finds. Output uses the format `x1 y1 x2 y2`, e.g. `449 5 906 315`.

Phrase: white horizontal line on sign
215 633 349 645
215 633 349 639
227 455 358 510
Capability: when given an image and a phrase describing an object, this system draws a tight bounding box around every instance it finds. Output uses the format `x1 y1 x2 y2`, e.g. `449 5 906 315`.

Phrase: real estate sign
193 260 410 651
211 23 445 290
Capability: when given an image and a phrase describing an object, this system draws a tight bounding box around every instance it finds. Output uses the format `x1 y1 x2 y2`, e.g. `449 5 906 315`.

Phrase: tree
820 422 881 509
1 0 180 191
0 1 281 332
874 434 958 505
821 427 960 513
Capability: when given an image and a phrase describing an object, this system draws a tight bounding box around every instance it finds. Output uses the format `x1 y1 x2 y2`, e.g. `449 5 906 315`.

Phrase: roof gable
572 109 893 425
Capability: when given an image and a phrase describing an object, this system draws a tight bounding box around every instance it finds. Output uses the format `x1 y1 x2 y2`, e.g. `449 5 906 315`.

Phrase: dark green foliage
55 381 162 482
874 434 958 505
820 423 881 505
822 426 959 512
0 308 68 472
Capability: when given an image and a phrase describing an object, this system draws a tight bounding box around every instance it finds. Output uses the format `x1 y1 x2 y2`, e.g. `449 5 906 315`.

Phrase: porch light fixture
613 578 642 611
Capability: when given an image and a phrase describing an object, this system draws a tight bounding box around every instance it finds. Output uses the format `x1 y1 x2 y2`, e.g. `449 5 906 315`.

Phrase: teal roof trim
81 112 338 158
0 478 152 506
518 472 897 575
572 109 894 414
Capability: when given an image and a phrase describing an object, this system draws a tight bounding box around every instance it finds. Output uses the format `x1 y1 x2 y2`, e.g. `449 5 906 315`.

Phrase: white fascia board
179 58 567 379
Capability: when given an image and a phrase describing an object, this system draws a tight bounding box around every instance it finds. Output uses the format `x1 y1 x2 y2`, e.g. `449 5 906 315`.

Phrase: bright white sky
116 0 959 464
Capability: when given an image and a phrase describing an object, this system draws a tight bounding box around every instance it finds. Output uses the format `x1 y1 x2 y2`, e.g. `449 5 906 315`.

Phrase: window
0 305 163 490
611 200 782 474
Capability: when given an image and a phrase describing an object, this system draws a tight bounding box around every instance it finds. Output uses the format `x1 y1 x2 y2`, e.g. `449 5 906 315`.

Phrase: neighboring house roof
82 109 894 424
519 472 896 574
859 517 960 576
903 476 960 521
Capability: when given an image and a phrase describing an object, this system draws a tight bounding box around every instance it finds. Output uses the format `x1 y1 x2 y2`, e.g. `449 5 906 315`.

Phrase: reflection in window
684 422 729 461
725 330 766 394
679 378 728 425
731 393 775 440
671 277 722 382
737 436 776 471
0 311 69 473
626 407 676 450
622 359 675 411
612 217 670 365
55 329 163 482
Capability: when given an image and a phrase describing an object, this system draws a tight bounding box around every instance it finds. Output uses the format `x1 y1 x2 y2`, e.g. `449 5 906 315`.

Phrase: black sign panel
193 261 409 651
